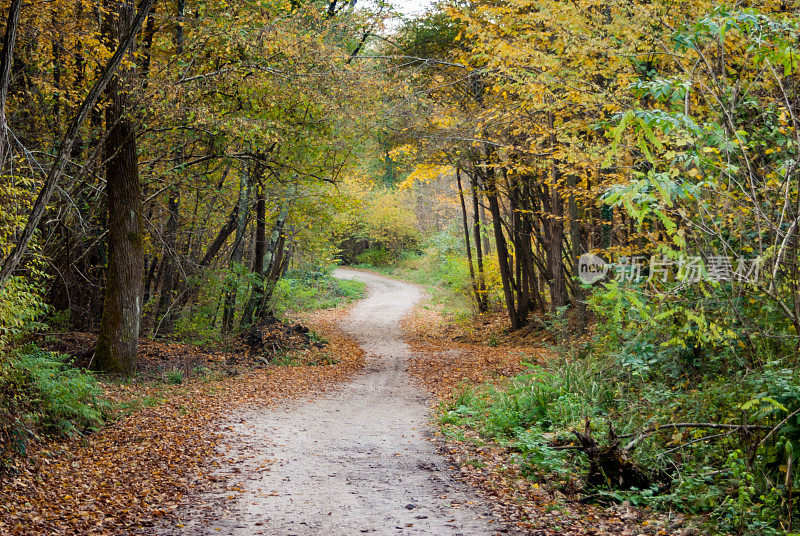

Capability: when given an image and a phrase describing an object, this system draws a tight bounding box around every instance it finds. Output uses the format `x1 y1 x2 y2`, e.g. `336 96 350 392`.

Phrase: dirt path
160 269 505 536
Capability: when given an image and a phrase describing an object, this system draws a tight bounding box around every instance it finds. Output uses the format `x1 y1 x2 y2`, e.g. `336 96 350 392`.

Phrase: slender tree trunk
521 210 544 313
254 201 290 322
546 167 567 312
469 168 488 312
260 230 288 319
567 173 586 330
137 2 157 84
0 0 22 168
51 10 64 131
70 0 86 160
482 161 520 328
456 167 484 312
222 163 250 333
479 201 491 254
242 182 292 326
507 169 530 325
154 187 180 330
94 0 144 373
143 254 158 304
240 179 266 328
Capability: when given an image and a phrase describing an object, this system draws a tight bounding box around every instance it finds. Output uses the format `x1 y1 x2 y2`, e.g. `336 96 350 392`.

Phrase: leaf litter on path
0 305 364 536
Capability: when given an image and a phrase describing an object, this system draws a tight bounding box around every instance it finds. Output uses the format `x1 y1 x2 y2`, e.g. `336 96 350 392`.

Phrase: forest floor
2 269 687 536
0 300 364 535
404 301 692 536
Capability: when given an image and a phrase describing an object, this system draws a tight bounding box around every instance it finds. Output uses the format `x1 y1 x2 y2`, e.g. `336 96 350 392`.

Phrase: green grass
271 268 367 316
171 265 367 343
350 228 510 325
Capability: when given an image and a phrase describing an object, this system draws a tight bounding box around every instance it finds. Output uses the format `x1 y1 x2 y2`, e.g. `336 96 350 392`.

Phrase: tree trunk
479 200 491 254
239 179 267 328
221 162 250 333
0 0 22 168
241 184 291 327
567 173 586 331
546 167 567 312
94 0 144 373
507 169 530 325
482 161 520 328
469 168 488 312
260 230 288 319
154 187 180 328
150 0 184 331
143 254 158 305
456 167 484 312
255 203 290 321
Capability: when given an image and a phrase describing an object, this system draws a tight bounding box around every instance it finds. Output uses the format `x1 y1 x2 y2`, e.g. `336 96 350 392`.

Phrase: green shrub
0 276 47 349
0 346 104 466
170 265 365 340
441 335 800 534
355 246 393 267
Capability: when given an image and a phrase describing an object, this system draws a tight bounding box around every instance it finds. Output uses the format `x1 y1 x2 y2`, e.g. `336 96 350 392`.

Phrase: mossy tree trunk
94 0 144 373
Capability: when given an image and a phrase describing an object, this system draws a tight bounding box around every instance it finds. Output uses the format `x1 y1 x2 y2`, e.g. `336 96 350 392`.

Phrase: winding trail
164 269 503 536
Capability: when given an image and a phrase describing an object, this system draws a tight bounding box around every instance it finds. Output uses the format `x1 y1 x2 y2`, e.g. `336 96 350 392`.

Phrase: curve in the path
165 269 502 536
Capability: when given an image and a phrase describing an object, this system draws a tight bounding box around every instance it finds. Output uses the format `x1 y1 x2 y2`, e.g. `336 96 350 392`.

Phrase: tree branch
0 0 158 288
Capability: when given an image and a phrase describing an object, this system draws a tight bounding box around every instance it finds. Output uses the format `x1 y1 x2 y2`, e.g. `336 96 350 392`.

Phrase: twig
757 406 800 449
623 422 770 451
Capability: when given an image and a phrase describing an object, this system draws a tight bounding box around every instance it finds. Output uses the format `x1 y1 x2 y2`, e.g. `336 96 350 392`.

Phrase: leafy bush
0 276 47 349
0 346 104 467
171 263 256 343
355 246 394 267
443 336 800 534
333 176 421 263
171 265 365 341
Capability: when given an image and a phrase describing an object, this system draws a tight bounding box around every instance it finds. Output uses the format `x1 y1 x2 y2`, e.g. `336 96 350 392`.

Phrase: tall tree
0 0 22 169
94 0 145 373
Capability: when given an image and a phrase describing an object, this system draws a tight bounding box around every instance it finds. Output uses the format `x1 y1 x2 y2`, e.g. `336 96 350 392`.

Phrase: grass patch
352 227 504 320
271 267 366 316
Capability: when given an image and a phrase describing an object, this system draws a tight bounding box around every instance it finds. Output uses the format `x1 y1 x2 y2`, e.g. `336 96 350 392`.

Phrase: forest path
163 269 504 536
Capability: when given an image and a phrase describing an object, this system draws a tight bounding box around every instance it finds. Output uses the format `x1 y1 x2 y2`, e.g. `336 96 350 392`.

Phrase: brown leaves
404 306 542 400
0 306 363 536
404 305 685 536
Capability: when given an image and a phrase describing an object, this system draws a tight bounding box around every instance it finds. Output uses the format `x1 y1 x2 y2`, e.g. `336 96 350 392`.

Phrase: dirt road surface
160 269 504 536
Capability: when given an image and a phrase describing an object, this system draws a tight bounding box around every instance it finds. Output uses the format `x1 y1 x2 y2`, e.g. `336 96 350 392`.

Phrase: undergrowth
0 345 105 471
440 337 798 536
271 267 366 316
353 226 503 320
173 265 365 343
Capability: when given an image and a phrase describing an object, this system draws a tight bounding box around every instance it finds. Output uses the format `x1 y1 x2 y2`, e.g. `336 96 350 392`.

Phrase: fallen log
572 419 653 490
